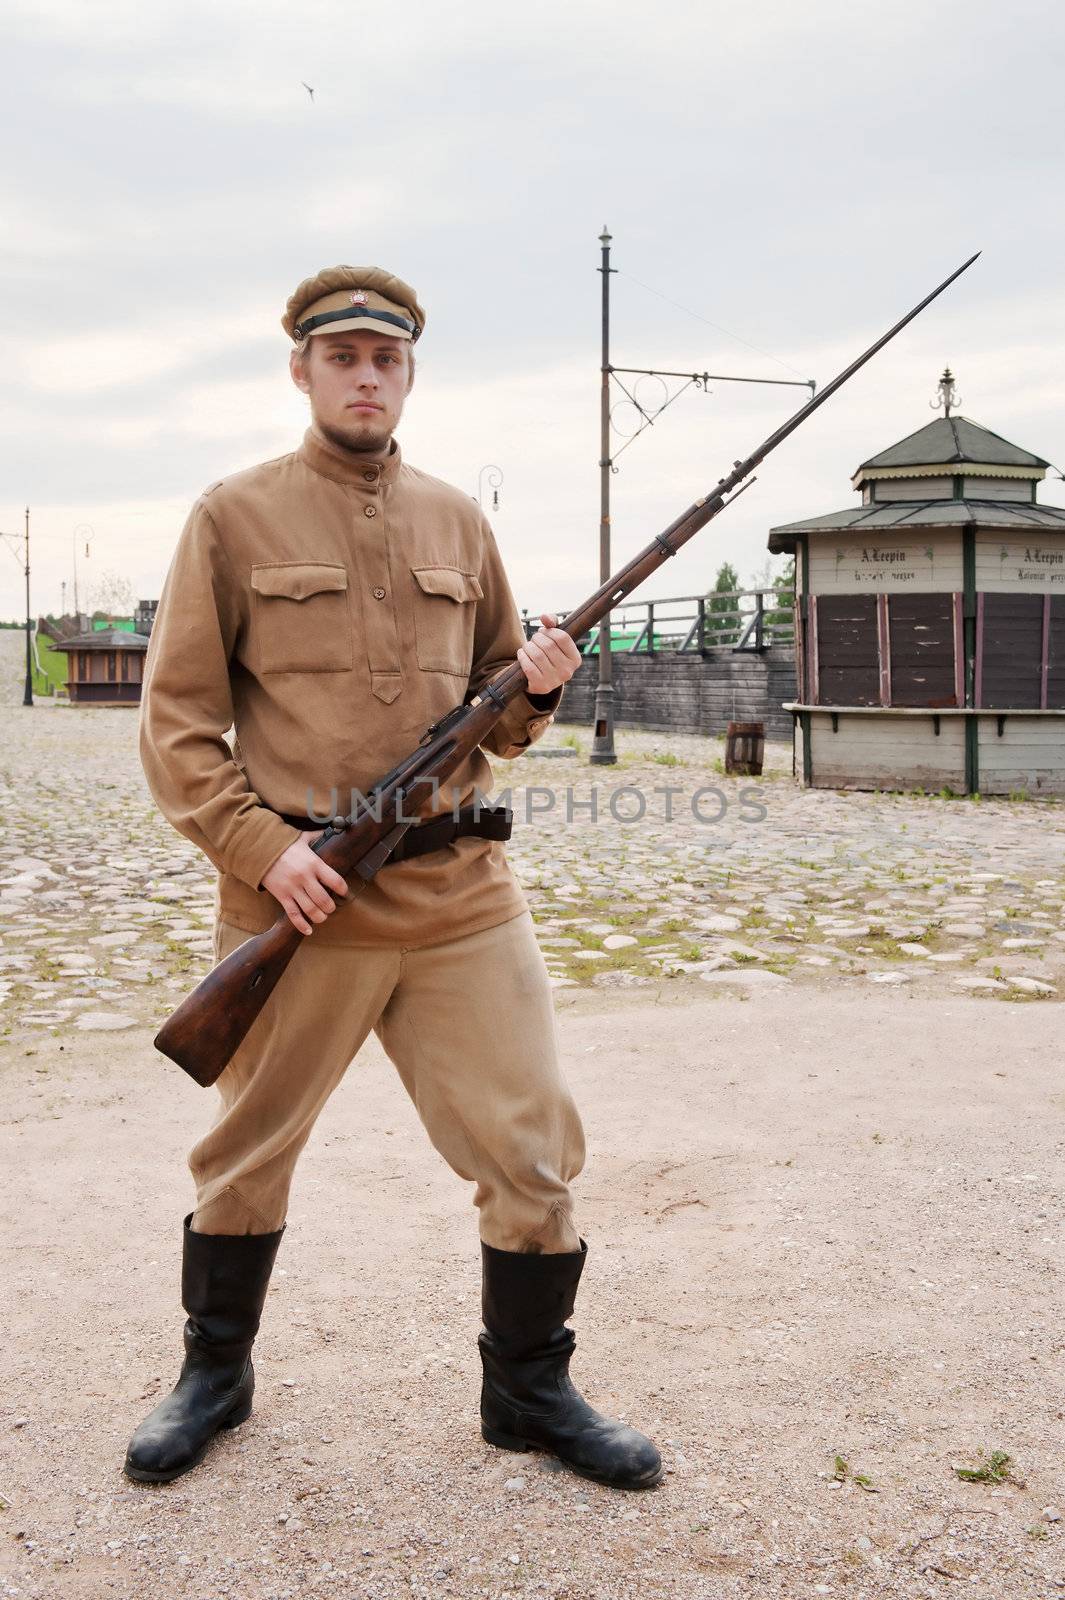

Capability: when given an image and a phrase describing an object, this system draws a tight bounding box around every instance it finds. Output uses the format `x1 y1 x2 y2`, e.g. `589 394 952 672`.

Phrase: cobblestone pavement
2 620 1064 1039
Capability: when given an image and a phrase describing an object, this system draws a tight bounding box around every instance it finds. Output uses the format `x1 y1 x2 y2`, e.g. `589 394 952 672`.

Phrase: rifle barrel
735 251 981 478
557 252 981 643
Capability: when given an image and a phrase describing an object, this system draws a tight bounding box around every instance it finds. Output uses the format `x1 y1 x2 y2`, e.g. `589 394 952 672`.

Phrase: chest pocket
411 566 484 676
250 563 352 674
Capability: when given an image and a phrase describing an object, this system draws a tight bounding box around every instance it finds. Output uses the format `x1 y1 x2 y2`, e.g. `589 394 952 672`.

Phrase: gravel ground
1 994 1062 1600
1 632 1063 1598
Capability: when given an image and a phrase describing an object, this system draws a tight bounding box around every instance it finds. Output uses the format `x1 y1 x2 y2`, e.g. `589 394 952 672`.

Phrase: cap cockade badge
350 290 369 305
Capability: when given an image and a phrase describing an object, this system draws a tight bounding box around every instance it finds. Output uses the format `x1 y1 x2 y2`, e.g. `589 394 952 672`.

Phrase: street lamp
73 523 94 620
476 464 503 512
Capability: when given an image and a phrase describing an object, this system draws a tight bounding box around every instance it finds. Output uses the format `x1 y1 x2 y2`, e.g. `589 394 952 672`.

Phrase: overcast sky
2 0 1064 624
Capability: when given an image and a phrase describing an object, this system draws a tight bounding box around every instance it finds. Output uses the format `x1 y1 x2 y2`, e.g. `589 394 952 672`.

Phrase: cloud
1 0 1063 626
20 304 277 394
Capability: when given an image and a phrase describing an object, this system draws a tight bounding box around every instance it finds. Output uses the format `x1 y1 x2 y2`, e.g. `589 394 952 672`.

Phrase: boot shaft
181 1213 285 1348
479 1238 586 1356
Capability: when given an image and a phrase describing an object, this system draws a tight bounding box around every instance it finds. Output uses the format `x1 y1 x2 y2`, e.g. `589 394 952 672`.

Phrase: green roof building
769 371 1065 795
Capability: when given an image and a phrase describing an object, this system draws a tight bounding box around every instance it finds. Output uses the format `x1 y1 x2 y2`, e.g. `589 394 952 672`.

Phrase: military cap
282 265 425 344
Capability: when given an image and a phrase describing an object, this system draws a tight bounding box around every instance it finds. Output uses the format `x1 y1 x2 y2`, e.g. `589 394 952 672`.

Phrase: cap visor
308 315 413 341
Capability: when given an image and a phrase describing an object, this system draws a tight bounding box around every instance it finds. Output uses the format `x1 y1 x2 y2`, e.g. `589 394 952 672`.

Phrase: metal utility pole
591 227 616 764
1 509 34 706
22 507 32 706
587 227 816 763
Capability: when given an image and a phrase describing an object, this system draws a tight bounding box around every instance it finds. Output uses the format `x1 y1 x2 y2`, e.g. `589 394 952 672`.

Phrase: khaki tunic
139 425 563 946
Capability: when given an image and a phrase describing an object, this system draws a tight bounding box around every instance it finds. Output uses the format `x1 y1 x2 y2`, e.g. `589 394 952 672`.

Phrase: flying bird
302 82 314 101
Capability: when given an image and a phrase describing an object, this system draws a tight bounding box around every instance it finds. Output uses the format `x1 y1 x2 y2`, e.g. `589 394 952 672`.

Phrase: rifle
155 252 979 1087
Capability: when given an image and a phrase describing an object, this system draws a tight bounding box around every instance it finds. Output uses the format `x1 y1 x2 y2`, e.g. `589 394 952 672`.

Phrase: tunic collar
298 424 403 489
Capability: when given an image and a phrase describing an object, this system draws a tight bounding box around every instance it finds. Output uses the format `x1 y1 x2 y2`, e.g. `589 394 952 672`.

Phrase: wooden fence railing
522 590 795 654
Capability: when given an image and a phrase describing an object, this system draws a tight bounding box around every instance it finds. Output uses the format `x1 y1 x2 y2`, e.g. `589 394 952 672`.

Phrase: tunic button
372 586 386 600
364 504 377 518
363 471 377 482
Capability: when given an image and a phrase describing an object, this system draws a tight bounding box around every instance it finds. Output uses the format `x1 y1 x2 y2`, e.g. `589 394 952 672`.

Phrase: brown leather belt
276 802 513 863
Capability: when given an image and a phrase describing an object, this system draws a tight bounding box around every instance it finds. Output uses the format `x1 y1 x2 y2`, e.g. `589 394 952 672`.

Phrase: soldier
127 266 661 1491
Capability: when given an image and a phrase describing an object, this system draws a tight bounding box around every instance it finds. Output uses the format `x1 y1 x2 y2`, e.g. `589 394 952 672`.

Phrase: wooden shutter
978 593 1043 709
815 594 879 705
888 594 957 707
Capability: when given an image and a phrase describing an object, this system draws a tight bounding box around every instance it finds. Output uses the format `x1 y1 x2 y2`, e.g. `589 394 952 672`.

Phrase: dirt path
1 988 1061 1600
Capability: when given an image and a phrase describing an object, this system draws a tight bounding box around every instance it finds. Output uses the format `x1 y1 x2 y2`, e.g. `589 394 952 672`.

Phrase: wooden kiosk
53 627 150 706
770 374 1065 795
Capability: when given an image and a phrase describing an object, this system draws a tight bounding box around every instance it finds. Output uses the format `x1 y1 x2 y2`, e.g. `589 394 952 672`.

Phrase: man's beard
318 416 393 456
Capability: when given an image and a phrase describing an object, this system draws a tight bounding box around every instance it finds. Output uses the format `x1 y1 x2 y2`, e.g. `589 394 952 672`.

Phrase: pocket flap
251 563 349 601
411 566 484 603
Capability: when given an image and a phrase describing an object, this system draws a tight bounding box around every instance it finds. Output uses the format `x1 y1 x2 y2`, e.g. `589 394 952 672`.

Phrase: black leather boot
124 1212 285 1484
478 1239 662 1489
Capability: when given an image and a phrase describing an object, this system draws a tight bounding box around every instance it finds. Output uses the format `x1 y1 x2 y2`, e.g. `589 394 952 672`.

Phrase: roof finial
930 366 961 417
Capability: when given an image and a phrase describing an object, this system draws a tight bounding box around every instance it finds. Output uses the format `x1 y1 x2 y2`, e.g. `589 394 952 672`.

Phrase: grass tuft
953 1450 1012 1485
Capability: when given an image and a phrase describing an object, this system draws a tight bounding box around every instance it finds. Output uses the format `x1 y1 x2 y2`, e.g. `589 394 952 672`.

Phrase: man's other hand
261 834 350 935
517 613 583 696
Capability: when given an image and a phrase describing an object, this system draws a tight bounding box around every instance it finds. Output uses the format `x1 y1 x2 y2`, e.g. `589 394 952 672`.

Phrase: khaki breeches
187 909 586 1253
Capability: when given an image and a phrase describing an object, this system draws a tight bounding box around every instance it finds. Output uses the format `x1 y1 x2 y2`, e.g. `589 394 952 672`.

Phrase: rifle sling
276 802 513 863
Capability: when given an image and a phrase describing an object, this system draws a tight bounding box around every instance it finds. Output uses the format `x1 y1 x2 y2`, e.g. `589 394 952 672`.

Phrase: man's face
289 329 413 454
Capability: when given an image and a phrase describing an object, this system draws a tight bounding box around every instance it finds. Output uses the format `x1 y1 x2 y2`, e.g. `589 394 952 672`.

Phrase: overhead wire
614 268 811 383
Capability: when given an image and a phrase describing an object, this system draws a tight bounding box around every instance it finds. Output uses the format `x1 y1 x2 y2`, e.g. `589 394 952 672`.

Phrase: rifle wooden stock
155 913 303 1086
153 252 979 1087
